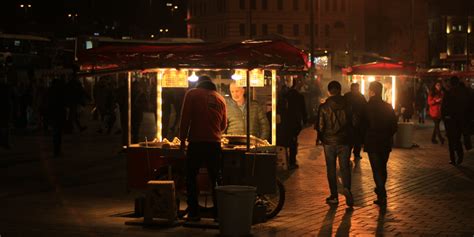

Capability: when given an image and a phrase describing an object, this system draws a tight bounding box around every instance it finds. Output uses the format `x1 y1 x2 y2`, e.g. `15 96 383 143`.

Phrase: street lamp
19 3 32 16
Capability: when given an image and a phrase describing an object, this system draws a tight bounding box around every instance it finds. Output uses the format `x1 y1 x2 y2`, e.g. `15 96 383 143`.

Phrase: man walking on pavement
344 83 367 160
316 81 355 207
179 76 227 221
442 76 470 165
364 81 398 206
282 78 307 169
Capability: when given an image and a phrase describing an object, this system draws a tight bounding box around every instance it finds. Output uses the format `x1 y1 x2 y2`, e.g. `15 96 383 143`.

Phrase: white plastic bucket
216 185 256 236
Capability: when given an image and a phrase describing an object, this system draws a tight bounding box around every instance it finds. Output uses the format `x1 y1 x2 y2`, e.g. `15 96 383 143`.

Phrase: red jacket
179 87 227 143
428 92 443 119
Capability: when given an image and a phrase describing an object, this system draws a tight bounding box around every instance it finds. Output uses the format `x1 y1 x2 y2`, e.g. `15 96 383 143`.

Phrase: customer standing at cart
179 75 227 221
364 81 398 206
315 81 355 207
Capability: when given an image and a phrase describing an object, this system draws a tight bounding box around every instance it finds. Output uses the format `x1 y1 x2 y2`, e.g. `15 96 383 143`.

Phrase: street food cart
78 40 308 221
342 61 416 108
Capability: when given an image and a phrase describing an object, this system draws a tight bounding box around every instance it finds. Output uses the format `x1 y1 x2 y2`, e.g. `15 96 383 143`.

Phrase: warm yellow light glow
127 72 132 146
68 13 72 17
361 78 365 95
446 24 451 34
27 4 31 7
156 71 163 141
231 70 243 80
368 76 375 82
20 4 24 8
391 76 396 109
249 69 265 87
188 71 198 82
271 70 277 145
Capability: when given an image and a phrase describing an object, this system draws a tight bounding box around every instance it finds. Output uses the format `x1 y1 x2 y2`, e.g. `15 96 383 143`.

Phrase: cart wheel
260 179 285 219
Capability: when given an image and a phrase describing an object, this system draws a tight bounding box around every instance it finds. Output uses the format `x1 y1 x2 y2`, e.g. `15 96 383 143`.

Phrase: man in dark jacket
442 76 470 165
364 81 398 206
316 81 354 207
344 83 367 160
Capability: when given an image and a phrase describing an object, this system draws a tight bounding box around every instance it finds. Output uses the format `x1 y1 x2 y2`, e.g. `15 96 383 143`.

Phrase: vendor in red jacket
427 81 444 144
179 75 227 221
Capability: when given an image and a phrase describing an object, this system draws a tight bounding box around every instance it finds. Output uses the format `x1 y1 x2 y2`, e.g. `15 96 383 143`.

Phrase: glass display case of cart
129 68 281 152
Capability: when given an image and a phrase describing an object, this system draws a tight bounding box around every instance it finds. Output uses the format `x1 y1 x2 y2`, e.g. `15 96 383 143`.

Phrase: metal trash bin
216 185 256 236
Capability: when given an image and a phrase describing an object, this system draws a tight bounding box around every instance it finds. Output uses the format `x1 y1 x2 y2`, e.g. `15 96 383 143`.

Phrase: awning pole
246 69 251 151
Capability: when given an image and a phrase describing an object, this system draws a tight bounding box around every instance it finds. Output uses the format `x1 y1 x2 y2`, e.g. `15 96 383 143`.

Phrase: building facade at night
186 0 430 68
428 0 474 70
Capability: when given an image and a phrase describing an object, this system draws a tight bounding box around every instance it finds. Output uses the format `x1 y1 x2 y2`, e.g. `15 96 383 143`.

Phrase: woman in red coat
428 81 445 144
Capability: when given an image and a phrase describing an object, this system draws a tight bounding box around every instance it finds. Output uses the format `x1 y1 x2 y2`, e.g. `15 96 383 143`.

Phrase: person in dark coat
179 76 227 221
364 81 398 206
415 82 428 124
65 75 88 133
47 78 68 157
315 81 355 207
442 76 470 165
344 82 367 160
131 80 147 143
400 85 415 122
281 78 307 169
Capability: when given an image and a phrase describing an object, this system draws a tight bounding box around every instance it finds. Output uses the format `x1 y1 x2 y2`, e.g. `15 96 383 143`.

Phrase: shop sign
235 69 265 87
162 69 189 88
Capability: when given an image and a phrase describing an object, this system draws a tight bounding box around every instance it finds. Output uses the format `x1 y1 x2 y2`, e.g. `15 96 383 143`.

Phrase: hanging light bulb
188 71 198 82
231 70 243 80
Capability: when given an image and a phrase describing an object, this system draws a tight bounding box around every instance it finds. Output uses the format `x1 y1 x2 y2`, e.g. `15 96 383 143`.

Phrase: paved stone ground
1 116 473 237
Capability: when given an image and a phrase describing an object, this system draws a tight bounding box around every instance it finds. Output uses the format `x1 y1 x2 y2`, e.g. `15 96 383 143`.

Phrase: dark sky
1 0 187 37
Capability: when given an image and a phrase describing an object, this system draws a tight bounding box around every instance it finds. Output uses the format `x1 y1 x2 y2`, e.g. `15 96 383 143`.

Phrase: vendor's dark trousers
186 142 222 217
323 144 351 197
368 152 390 198
444 119 464 164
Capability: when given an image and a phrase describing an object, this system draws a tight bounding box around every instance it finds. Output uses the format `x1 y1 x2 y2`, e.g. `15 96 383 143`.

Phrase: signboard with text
162 70 189 88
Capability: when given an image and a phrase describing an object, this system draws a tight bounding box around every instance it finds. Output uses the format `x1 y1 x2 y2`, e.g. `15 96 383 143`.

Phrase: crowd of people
0 70 89 154
314 76 473 208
